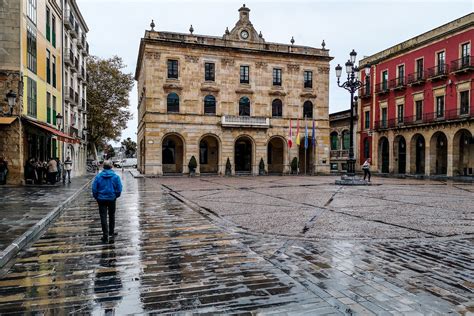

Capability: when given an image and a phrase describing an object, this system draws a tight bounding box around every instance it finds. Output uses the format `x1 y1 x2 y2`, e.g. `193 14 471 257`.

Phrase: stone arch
161 133 185 174
430 131 448 175
267 135 286 174
452 129 473 176
234 135 255 173
198 133 221 174
378 136 390 173
410 133 426 174
393 135 407 174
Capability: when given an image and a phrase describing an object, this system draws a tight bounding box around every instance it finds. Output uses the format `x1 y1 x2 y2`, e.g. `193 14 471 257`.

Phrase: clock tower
224 4 265 43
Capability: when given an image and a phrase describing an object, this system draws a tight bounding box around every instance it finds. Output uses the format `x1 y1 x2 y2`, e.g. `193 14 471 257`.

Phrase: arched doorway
378 137 389 173
410 134 425 174
162 134 184 174
268 137 285 174
199 135 219 174
453 129 473 176
430 132 447 175
235 136 253 173
394 135 406 174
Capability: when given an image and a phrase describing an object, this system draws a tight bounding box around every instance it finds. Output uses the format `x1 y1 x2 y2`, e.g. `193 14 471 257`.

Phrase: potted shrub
225 158 232 176
188 155 197 176
291 157 298 174
259 158 265 175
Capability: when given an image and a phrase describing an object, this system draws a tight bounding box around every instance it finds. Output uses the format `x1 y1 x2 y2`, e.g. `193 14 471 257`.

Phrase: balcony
221 115 270 128
79 98 86 111
426 64 449 81
78 67 85 81
70 19 78 38
64 86 74 103
74 92 79 104
81 42 89 57
74 57 79 71
389 77 406 91
69 126 79 138
451 56 474 74
64 50 73 67
330 150 349 159
375 82 390 95
64 10 72 30
77 37 84 50
359 85 371 99
374 105 474 131
407 71 426 86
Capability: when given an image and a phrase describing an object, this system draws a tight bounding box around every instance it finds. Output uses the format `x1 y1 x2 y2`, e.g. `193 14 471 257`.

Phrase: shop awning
25 118 80 144
0 117 17 125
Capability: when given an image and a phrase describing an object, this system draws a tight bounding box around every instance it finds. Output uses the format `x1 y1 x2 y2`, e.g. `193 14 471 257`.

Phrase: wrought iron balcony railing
221 115 270 128
407 71 426 85
389 76 406 90
426 64 449 80
451 56 474 73
359 85 371 99
374 81 390 94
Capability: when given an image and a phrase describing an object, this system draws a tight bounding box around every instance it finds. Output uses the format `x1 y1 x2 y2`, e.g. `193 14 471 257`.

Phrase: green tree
87 56 134 159
121 137 137 158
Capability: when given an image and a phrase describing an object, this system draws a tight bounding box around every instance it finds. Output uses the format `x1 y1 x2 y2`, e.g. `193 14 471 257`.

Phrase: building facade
62 0 89 177
358 13 473 177
329 109 358 173
0 0 88 184
136 5 332 176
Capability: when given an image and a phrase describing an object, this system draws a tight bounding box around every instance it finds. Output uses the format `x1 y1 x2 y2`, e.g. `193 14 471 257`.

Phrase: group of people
24 156 73 185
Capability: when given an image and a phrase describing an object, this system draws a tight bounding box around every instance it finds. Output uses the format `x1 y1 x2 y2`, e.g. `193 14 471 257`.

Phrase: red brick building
358 13 473 177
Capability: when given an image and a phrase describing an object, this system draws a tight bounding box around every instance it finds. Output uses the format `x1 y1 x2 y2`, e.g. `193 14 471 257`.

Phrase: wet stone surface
0 173 473 314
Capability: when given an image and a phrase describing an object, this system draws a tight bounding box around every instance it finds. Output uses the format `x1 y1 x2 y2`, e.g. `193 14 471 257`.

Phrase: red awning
25 118 80 144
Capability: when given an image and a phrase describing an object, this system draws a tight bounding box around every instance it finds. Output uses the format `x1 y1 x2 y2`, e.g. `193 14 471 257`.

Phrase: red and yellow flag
296 119 301 146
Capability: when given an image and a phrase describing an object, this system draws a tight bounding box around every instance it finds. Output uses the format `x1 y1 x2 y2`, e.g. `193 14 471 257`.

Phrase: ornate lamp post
335 49 370 181
3 90 17 116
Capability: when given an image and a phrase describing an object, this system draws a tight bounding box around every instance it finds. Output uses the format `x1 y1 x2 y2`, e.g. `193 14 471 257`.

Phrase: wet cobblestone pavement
0 173 473 314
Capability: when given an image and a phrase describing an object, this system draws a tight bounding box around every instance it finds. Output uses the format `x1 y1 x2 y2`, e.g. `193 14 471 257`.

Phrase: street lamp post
335 49 370 182
2 90 17 116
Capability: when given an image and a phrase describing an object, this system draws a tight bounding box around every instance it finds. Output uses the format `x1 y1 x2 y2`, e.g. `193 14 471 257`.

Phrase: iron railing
359 85 371 98
389 76 406 90
374 81 390 94
407 71 425 85
450 56 474 73
426 64 449 79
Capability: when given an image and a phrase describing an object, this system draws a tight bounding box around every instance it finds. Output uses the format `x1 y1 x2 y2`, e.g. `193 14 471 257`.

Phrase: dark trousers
98 199 116 237
363 169 371 181
66 170 71 183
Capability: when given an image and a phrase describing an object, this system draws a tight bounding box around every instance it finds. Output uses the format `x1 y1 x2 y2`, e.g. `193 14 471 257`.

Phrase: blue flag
312 120 316 148
304 118 309 149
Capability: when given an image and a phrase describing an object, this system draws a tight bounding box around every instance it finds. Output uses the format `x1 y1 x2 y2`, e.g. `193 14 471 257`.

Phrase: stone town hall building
135 5 332 176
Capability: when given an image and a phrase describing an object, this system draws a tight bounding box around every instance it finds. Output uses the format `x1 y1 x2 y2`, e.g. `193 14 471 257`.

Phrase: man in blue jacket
92 160 123 242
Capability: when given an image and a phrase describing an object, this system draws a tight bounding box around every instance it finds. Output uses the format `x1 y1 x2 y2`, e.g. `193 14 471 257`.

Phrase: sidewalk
0 175 93 268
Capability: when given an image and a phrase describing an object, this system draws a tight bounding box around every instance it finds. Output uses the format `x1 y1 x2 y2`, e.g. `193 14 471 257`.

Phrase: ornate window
239 96 250 116
240 66 249 84
330 132 339 150
167 93 179 113
273 68 282 86
342 130 350 150
304 71 313 88
303 101 313 118
272 99 282 117
205 63 215 81
204 95 216 114
167 60 178 79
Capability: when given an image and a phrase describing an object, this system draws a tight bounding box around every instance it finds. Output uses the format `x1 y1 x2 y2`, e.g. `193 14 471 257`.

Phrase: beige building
135 5 332 176
329 109 358 173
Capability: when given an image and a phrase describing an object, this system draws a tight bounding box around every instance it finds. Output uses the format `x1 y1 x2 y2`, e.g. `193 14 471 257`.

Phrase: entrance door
380 138 389 173
235 138 252 173
415 137 425 174
398 138 406 174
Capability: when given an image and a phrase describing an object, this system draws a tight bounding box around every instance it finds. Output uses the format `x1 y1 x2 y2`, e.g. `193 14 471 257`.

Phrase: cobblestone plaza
0 173 472 314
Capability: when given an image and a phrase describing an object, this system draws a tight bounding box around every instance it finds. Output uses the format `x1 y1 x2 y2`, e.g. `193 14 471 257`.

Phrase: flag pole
304 147 307 175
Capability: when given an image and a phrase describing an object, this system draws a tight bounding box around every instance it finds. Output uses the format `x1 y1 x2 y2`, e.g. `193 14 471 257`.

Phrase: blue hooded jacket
92 169 122 201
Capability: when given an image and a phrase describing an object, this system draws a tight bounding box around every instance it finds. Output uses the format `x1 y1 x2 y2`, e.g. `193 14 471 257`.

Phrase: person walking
64 156 73 183
92 160 123 243
47 157 58 184
0 156 8 185
362 158 371 182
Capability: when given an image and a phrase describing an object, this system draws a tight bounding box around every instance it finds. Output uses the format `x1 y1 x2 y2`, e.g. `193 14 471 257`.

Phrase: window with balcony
167 60 178 79
27 0 37 24
436 95 445 118
240 66 249 84
167 93 179 113
272 99 282 117
27 78 37 117
27 26 37 73
204 95 216 114
330 132 339 150
461 42 470 67
303 101 313 118
304 71 313 88
397 65 405 85
205 62 215 81
46 49 51 84
397 104 404 123
381 107 387 128
415 100 423 121
437 51 445 74
460 90 469 115
239 96 250 116
273 68 282 86
342 130 350 150
46 7 50 41
364 111 370 129
51 15 56 47
416 58 424 80
364 76 370 96
382 70 388 90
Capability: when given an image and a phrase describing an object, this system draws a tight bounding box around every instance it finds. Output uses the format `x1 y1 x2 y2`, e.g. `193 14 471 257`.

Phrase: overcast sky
78 0 472 145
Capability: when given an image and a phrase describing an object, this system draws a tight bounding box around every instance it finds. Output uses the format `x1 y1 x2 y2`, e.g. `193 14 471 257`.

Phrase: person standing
47 157 58 184
0 156 8 185
362 158 371 182
64 156 73 183
92 160 123 242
